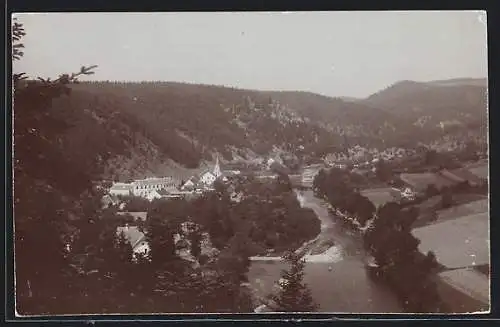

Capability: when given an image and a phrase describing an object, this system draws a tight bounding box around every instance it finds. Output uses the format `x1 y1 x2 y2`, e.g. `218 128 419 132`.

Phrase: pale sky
13 11 488 98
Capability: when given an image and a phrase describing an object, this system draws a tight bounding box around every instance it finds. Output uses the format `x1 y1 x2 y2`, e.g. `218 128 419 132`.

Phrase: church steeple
213 154 222 178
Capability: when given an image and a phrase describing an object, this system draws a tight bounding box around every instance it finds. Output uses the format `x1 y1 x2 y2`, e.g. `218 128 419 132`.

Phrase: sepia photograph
12 10 489 316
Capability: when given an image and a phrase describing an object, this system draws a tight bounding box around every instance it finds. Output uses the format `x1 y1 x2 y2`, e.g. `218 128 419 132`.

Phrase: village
99 138 489 313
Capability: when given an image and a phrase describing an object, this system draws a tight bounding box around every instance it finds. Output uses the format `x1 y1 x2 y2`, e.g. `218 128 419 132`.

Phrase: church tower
213 154 222 178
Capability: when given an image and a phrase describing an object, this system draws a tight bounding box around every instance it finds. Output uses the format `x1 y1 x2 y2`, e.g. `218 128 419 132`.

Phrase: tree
441 187 454 209
424 149 439 166
275 171 292 193
13 18 100 314
356 194 376 226
425 184 439 197
363 202 442 312
271 252 318 312
123 195 150 211
375 159 392 182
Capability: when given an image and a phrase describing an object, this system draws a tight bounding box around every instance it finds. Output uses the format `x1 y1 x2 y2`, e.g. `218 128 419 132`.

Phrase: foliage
122 195 151 212
363 202 442 312
271 252 318 312
313 168 375 227
441 187 454 209
13 19 256 315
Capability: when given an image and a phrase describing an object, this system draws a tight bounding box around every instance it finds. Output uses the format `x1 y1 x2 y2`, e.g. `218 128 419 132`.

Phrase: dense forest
40 72 487 180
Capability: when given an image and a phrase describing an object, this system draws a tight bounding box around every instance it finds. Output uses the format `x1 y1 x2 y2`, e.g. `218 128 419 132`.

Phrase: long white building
131 177 178 197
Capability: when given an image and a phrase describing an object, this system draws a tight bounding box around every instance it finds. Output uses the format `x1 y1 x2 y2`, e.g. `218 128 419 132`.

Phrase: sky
13 11 488 98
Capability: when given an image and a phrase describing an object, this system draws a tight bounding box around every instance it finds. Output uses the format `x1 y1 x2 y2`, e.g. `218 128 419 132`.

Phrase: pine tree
271 252 318 312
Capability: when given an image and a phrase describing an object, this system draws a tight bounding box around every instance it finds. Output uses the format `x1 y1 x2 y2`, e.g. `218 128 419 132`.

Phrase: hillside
363 78 488 129
45 79 487 181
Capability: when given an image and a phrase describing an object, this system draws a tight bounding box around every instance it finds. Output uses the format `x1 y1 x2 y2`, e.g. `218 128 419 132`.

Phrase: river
247 190 403 313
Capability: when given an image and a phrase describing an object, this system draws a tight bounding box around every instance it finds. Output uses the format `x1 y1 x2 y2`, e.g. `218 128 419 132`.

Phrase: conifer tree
271 252 318 312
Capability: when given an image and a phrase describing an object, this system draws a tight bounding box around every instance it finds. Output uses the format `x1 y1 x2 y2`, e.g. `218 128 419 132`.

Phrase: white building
131 177 178 197
401 187 416 200
116 225 149 258
109 183 133 196
182 155 223 189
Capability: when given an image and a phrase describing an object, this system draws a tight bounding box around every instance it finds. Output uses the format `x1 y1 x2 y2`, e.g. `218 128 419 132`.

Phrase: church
181 155 225 191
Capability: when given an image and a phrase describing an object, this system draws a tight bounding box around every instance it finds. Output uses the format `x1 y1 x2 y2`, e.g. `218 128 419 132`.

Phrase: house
157 189 188 199
199 171 217 185
101 194 120 209
116 225 149 257
109 183 133 196
145 189 161 201
181 176 199 191
131 177 178 198
400 187 416 201
116 221 219 263
181 155 224 190
302 166 321 186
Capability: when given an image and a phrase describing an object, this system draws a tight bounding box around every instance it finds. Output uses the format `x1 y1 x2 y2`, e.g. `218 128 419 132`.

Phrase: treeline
189 174 321 256
42 77 486 176
313 168 376 227
362 202 446 313
64 81 340 169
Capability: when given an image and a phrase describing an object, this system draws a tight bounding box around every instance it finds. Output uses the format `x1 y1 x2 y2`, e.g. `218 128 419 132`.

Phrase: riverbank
247 189 402 312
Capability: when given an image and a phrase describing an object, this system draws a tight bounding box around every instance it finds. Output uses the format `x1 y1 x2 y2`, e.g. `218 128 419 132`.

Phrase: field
437 199 488 221
466 163 488 180
360 187 398 207
400 172 456 191
247 259 403 313
412 212 489 269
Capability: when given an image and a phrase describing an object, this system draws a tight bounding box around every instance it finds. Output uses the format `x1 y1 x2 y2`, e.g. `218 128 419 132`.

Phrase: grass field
361 187 398 207
412 212 489 269
466 164 488 180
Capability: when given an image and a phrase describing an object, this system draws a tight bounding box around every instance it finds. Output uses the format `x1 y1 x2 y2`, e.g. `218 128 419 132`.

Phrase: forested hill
47 80 487 181
363 78 488 128
48 81 382 180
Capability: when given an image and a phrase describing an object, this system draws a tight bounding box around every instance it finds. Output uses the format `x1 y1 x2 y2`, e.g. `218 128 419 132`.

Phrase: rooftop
133 177 175 186
412 212 489 269
116 226 146 249
110 183 133 191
